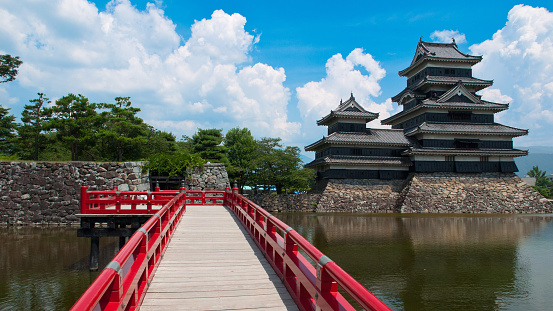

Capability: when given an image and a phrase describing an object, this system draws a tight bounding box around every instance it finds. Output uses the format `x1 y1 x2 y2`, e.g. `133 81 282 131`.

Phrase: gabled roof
381 99 509 125
317 93 379 126
305 129 412 151
304 155 412 168
411 76 493 92
404 122 528 137
400 39 482 77
437 81 484 104
391 89 427 105
403 148 528 157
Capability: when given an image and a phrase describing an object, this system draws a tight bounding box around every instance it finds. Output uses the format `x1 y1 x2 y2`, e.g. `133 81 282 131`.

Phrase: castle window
455 139 480 149
352 148 362 156
480 156 489 162
446 156 455 162
449 111 471 121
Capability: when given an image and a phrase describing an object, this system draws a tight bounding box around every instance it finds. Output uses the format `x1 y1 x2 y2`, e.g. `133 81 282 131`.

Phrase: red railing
225 188 391 311
73 187 391 311
185 190 225 205
71 190 186 311
80 186 179 214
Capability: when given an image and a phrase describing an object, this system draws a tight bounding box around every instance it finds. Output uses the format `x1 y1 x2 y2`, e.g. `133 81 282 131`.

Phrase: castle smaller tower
305 94 412 188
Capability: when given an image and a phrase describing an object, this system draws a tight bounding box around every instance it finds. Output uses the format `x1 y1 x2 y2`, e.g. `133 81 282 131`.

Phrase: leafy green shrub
142 153 205 177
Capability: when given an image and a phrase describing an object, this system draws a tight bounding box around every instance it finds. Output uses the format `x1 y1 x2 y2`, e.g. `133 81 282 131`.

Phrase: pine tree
46 94 98 161
191 129 228 164
99 97 148 161
0 105 18 156
17 93 50 160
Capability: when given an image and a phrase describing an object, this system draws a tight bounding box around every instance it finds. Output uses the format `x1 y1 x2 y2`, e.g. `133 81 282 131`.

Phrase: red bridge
71 187 391 311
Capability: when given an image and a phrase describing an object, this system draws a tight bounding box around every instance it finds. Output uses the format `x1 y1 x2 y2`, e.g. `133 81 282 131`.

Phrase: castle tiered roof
399 39 482 77
317 93 379 126
409 76 493 92
305 129 412 151
305 155 412 168
404 122 529 137
384 81 510 125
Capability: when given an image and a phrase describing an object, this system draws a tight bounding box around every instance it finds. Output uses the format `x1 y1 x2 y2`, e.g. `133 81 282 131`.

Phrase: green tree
99 97 148 161
0 105 18 156
142 127 178 157
0 54 22 83
527 166 553 199
191 128 228 164
527 166 547 186
224 127 256 192
46 94 99 161
248 138 314 194
142 153 205 177
16 93 50 160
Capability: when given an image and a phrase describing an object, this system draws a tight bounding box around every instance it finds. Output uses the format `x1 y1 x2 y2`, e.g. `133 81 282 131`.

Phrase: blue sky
1 0 553 157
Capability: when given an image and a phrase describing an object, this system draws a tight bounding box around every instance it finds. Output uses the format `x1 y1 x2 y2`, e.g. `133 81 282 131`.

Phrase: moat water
1 214 553 310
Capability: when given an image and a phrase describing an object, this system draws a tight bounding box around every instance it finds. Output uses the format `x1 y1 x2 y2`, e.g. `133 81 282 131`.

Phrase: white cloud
430 30 467 44
296 48 391 145
0 1 299 141
470 4 553 145
478 88 513 104
0 86 20 108
297 48 386 121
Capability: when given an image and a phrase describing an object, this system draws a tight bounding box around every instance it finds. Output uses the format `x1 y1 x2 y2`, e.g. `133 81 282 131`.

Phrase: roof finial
452 37 456 44
419 36 423 42
350 92 354 100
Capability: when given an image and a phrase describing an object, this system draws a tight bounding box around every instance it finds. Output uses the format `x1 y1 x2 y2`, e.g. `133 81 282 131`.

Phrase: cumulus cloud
0 0 299 140
430 30 467 44
470 4 553 145
479 88 513 104
297 49 387 120
295 48 392 146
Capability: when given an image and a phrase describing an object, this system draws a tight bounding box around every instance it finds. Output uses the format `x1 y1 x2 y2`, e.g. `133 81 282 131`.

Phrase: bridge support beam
77 214 152 270
90 237 99 271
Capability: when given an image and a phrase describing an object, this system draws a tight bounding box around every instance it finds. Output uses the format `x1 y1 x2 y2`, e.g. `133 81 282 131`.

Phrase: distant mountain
515 146 553 176
299 154 314 165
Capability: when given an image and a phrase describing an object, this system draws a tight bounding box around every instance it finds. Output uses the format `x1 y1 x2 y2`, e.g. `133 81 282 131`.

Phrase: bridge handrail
70 191 186 311
74 188 390 311
224 188 391 311
185 190 225 205
80 186 180 214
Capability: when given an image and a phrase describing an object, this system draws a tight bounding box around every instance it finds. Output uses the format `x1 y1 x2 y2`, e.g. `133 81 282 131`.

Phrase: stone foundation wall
0 161 230 225
246 173 552 214
185 163 230 191
317 179 406 212
0 161 149 225
398 173 553 213
246 194 321 212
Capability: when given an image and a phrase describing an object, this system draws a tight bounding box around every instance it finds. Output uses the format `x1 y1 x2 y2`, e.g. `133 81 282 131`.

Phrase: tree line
1 54 314 193
527 166 553 199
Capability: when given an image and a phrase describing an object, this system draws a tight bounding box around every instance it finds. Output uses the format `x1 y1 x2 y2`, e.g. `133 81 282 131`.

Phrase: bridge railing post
80 186 88 214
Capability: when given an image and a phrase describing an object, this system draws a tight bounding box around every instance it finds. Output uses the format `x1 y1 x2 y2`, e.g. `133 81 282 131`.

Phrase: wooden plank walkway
141 205 299 310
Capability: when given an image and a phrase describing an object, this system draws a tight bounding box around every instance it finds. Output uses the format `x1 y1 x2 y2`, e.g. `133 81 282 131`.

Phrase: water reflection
0 226 118 310
277 213 553 311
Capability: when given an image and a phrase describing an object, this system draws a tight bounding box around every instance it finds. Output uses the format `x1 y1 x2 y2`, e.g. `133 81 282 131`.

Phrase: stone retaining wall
398 173 553 213
246 173 552 214
185 163 230 191
317 179 406 213
0 161 149 225
246 194 321 212
0 161 230 225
